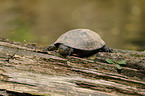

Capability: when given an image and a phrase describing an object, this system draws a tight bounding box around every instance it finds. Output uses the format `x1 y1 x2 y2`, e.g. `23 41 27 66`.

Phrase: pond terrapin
47 29 113 57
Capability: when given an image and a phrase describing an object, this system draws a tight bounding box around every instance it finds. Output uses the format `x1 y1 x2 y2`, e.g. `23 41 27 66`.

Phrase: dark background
0 0 145 50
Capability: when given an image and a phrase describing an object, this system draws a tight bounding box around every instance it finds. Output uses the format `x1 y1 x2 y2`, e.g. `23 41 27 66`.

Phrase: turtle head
47 44 57 51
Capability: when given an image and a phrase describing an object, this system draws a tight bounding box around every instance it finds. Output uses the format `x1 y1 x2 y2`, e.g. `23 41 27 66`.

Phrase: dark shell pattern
54 29 105 50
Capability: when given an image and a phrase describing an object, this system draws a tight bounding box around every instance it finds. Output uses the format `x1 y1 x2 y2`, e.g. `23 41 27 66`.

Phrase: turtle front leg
101 45 113 52
58 44 73 56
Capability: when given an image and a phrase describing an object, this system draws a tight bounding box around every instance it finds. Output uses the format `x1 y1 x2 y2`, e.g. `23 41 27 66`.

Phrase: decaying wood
0 38 145 96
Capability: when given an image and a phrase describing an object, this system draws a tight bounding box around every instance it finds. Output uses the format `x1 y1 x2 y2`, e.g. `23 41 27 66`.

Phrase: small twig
6 49 19 63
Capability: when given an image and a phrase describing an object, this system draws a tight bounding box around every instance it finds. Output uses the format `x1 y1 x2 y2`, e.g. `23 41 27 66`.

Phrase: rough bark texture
0 38 145 96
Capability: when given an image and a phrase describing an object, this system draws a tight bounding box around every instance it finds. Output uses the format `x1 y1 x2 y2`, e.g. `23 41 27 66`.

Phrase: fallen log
0 38 145 96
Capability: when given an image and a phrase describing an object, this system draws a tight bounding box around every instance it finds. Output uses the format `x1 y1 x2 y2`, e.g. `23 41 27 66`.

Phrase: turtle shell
54 29 105 50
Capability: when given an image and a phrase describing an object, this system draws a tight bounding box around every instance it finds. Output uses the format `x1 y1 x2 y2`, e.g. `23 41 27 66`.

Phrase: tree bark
0 38 145 96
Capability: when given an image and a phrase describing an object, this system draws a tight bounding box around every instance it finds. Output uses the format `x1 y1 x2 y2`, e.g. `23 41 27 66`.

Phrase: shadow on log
0 38 145 96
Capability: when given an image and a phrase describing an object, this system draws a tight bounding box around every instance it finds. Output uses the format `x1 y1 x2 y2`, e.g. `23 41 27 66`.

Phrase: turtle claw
68 48 74 56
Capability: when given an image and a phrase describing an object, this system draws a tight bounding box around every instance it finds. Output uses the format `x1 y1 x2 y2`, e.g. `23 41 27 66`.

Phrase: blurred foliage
0 0 145 50
8 18 35 42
